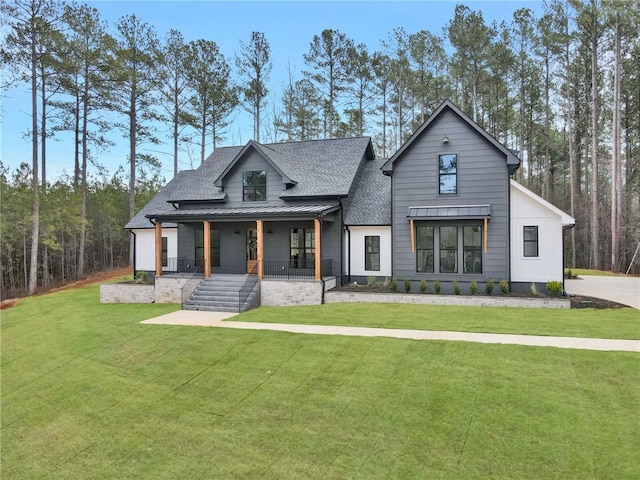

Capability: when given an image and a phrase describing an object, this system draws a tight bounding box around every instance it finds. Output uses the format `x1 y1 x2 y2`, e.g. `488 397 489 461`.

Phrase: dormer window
243 170 266 202
439 154 457 195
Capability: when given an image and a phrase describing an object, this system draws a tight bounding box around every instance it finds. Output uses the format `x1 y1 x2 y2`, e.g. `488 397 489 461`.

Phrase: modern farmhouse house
124 100 574 309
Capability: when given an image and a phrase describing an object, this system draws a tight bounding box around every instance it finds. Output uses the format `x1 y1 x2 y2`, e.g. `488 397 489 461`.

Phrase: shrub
390 277 398 292
367 275 377 287
469 280 478 295
383 276 391 287
433 280 441 294
500 279 509 294
419 278 427 294
485 278 495 295
530 282 539 295
546 280 563 296
404 278 411 293
453 279 461 295
135 271 148 283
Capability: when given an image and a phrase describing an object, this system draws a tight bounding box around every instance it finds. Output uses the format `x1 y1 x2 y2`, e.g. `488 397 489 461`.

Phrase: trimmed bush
419 278 427 294
434 280 441 294
469 280 478 295
404 278 411 293
367 275 377 287
546 280 563 296
485 279 494 295
500 279 509 294
530 282 539 295
453 279 461 295
390 277 398 292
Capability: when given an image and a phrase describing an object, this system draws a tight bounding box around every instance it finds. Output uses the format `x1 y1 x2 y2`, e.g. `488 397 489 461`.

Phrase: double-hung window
523 226 539 257
439 226 458 273
463 226 482 273
364 236 380 271
243 170 266 201
439 154 457 195
415 224 483 274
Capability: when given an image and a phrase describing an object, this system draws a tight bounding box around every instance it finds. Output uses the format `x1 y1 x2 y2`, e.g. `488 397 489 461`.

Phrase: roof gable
510 180 575 226
382 100 521 175
213 140 297 187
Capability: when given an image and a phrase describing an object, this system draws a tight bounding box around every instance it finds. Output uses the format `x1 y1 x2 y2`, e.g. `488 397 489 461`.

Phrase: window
243 170 266 201
416 226 434 273
463 226 482 273
290 228 314 268
439 154 457 195
195 226 221 267
365 236 380 271
439 226 458 273
523 226 539 257
161 236 168 267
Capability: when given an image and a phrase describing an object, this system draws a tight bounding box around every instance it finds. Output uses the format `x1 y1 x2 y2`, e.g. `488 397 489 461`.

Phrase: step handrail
238 263 260 312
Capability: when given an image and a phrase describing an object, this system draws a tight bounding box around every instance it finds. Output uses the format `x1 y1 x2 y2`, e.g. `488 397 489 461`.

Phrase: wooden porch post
314 218 321 281
155 221 162 277
410 219 415 253
256 220 264 279
204 220 211 278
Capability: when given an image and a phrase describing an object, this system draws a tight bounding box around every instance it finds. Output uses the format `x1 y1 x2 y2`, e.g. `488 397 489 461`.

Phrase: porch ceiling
148 203 340 222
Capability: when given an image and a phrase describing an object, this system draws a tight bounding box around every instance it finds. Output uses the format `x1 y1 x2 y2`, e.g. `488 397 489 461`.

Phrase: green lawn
239 303 640 340
2 285 639 479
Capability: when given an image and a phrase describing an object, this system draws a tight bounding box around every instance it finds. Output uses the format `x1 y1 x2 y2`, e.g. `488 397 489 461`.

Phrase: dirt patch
334 284 628 309
0 267 132 310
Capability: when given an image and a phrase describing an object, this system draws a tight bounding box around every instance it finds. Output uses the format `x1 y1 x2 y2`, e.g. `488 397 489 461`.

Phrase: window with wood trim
243 170 266 201
365 236 380 271
523 226 539 257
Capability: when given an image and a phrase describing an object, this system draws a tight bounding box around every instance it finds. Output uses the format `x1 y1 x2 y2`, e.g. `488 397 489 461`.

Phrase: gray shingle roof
344 157 391 225
125 170 196 229
167 137 374 202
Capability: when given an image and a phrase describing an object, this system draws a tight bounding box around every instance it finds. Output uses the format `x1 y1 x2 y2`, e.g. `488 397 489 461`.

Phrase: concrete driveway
565 276 640 310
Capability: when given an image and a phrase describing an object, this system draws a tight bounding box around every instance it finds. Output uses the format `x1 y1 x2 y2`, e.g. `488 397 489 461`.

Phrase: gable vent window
243 170 266 202
439 154 457 195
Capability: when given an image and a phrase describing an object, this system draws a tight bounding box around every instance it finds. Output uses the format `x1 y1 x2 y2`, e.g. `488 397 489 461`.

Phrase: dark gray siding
321 213 342 278
219 151 287 207
392 109 510 282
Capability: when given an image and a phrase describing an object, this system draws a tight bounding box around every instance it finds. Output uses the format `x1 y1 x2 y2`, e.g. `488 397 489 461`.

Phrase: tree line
1 0 639 298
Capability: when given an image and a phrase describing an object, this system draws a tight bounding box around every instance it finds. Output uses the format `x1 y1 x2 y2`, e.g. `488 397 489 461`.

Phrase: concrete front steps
183 274 260 313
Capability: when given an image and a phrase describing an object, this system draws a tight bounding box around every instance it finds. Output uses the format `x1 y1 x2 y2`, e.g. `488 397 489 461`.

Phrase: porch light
234 229 240 234
442 135 450 144
267 229 273 234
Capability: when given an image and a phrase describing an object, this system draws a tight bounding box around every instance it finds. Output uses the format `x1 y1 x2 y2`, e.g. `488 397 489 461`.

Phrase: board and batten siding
345 226 392 277
391 109 510 282
133 227 177 272
510 184 566 283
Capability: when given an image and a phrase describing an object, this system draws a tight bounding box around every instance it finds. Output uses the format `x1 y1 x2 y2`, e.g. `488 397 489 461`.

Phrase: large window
243 170 266 202
463 226 483 273
290 228 315 268
365 236 380 271
439 154 457 195
161 237 168 267
439 226 458 273
416 226 434 273
195 226 221 267
523 226 539 257
415 224 483 274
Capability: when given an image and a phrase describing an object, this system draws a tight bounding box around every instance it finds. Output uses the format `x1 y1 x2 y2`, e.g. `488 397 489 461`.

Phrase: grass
2 285 639 479
566 268 624 277
239 303 640 340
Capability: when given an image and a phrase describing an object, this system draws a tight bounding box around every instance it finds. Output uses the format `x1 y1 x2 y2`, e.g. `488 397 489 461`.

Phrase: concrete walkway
142 311 640 352
566 276 640 309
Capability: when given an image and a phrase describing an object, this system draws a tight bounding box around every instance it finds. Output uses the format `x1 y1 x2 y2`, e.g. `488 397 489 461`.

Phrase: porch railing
262 258 333 279
165 257 202 276
238 262 260 312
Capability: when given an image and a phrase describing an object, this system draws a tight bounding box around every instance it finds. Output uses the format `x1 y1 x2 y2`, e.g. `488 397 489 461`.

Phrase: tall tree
371 52 392 157
2 0 62 295
235 31 271 142
345 42 374 137
158 29 190 177
303 29 354 138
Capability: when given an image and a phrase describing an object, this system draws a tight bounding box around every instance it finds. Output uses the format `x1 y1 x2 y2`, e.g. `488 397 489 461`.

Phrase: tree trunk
28 31 39 296
610 13 622 272
129 88 137 266
590 24 600 270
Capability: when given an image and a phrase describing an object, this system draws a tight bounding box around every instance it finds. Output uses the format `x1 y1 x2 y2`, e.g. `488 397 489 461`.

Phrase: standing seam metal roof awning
148 203 340 221
407 205 491 219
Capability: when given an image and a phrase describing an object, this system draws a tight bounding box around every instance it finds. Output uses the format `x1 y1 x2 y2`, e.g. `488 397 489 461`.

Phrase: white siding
346 226 392 277
132 228 177 272
510 186 565 282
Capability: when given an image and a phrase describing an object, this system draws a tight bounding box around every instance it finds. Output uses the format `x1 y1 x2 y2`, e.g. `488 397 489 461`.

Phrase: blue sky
1 0 543 181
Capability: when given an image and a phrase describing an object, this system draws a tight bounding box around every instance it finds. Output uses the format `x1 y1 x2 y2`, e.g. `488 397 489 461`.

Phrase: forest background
1 0 638 299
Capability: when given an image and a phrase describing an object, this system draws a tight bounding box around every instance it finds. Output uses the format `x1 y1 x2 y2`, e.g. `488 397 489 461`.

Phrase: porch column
155 221 163 277
314 218 321 281
204 220 211 278
256 220 264 279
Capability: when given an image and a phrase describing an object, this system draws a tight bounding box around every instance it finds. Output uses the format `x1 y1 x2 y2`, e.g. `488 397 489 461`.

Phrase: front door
246 228 258 273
